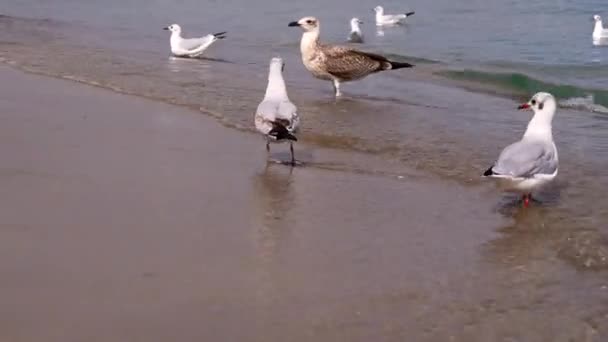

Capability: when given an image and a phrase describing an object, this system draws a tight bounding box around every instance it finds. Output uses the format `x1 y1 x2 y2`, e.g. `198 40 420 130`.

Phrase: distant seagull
593 15 608 39
255 57 300 165
288 16 414 97
483 92 559 207
374 6 415 26
163 24 226 58
348 17 364 43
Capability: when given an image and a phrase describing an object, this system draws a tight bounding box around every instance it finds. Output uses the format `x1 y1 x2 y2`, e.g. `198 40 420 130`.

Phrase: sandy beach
0 66 607 341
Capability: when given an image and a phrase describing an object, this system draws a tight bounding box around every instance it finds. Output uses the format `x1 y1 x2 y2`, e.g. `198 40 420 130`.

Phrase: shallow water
1 66 608 342
1 1 607 267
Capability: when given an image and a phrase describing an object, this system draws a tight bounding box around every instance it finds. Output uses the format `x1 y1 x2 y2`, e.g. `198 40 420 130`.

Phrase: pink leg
522 194 530 208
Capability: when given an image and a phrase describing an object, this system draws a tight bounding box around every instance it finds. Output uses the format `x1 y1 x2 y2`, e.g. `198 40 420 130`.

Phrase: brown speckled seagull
288 16 414 97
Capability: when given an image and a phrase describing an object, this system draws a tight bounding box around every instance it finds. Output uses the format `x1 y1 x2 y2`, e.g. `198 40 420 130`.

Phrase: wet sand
0 66 607 341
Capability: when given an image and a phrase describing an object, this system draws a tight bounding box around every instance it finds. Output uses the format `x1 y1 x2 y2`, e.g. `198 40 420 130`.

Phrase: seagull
374 6 415 26
255 57 300 165
163 24 226 58
288 16 414 97
348 18 364 43
483 92 559 207
593 15 608 39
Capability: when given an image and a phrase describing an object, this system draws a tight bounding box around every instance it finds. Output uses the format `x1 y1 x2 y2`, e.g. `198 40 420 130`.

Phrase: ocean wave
438 69 608 113
559 95 608 114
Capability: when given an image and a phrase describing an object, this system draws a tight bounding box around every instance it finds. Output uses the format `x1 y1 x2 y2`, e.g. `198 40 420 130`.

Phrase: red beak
517 103 530 110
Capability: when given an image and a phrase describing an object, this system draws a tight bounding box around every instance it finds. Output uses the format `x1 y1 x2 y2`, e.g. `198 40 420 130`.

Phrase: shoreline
0 60 482 185
1 64 608 341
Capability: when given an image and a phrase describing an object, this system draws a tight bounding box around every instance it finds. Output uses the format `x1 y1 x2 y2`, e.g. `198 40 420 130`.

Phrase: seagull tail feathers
405 11 415 17
213 31 227 39
284 132 298 141
389 61 414 70
269 123 298 142
483 166 496 177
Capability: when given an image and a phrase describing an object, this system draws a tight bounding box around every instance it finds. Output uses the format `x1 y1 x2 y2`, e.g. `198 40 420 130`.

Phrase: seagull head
518 92 556 120
373 6 384 14
594 15 602 22
351 17 363 26
270 57 285 73
163 24 182 34
288 17 319 32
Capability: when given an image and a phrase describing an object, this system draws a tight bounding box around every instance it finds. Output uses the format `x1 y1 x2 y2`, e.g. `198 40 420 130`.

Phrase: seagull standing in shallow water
255 57 300 165
163 24 226 58
288 16 414 97
374 6 415 26
483 92 559 207
348 18 364 43
593 15 608 39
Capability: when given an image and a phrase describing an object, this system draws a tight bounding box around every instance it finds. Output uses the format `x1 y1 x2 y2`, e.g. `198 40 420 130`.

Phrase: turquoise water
3 0 608 117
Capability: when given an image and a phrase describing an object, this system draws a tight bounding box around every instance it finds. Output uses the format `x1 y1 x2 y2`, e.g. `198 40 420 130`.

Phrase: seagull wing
320 45 387 80
180 34 215 50
387 14 407 21
255 100 298 140
276 100 299 132
485 140 558 178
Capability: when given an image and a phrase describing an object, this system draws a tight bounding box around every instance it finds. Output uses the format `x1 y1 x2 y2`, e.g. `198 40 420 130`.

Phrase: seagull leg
332 79 342 97
266 141 270 153
522 194 530 208
290 142 296 166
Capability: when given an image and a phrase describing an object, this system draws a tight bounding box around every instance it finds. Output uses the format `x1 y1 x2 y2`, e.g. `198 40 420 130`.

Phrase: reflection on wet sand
250 164 296 325
166 56 233 75
484 180 608 271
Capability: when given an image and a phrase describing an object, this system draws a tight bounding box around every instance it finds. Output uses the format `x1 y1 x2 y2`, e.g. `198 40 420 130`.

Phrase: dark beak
517 103 530 110
288 21 300 27
163 27 169 30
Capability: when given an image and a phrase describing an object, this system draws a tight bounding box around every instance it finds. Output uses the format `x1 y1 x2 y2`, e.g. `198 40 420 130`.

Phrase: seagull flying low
254 57 300 165
288 16 414 97
374 6 415 26
348 17 364 43
483 92 559 207
163 24 226 58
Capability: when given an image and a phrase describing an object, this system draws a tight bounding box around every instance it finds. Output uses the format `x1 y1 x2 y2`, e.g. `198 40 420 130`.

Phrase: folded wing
487 140 558 178
320 46 387 80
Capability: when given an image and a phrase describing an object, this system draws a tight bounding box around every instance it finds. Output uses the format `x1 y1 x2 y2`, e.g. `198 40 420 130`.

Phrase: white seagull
163 24 226 58
483 92 559 207
374 6 415 26
593 15 608 39
348 18 364 43
255 57 300 165
288 16 414 97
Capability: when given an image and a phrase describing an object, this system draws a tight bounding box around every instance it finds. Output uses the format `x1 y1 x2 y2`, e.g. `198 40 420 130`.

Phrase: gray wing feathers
256 100 298 131
493 141 558 178
388 14 407 20
180 35 215 50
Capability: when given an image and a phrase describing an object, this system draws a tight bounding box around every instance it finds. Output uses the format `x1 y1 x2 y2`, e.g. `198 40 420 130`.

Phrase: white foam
559 95 608 114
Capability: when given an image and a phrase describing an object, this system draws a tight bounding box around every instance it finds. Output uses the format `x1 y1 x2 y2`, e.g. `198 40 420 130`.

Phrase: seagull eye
531 99 536 105
306 20 313 24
